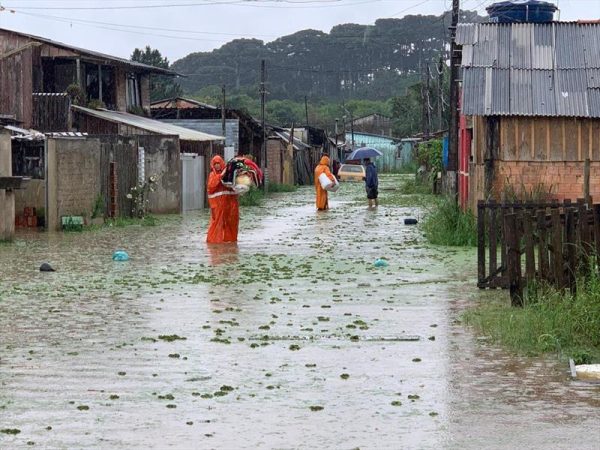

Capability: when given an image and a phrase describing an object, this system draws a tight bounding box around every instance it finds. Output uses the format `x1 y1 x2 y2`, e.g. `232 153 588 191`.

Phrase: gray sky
0 0 597 63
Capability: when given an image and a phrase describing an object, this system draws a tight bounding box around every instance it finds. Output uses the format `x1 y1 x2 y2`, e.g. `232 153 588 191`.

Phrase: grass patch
399 177 432 195
239 186 264 207
464 277 600 363
422 196 477 247
267 183 297 193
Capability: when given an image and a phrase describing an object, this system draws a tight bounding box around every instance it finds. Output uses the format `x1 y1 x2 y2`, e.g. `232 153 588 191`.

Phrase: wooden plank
546 118 551 161
500 202 508 277
577 199 589 275
562 119 566 161
537 209 549 281
504 213 523 306
565 208 577 294
489 200 498 281
551 208 564 289
477 200 486 288
577 120 582 161
584 159 590 206
524 211 535 281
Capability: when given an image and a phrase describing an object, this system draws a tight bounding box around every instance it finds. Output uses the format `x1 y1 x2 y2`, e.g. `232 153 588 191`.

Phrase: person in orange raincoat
206 155 239 243
314 155 335 211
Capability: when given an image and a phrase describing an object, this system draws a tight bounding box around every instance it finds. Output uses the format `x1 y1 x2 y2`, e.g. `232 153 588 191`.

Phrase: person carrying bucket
206 155 239 243
314 155 336 211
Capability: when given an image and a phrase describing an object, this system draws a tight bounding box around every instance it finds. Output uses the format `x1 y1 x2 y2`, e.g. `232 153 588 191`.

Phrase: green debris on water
1 428 21 435
158 394 175 400
391 401 402 407
289 344 301 351
109 395 119 400
158 334 187 342
168 353 181 358
166 404 177 408
77 405 90 411
340 373 350 380
309 405 324 412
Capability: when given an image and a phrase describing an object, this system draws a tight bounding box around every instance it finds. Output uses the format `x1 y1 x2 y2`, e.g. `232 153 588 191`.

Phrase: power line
4 0 384 11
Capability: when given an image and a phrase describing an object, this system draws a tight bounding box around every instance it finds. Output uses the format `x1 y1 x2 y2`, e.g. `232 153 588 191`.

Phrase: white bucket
319 173 339 192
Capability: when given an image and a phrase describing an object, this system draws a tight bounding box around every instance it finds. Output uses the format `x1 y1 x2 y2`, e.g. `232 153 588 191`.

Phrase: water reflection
207 242 239 266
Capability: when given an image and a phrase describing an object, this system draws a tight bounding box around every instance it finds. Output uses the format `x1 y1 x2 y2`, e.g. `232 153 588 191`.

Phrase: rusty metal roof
72 106 224 142
458 22 600 117
150 97 217 110
0 27 178 76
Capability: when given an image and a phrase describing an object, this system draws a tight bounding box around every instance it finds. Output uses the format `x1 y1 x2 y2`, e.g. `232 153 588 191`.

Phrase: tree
131 46 182 102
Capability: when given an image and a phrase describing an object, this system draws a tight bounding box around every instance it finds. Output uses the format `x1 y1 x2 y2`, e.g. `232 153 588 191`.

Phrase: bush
399 177 432 195
422 196 477 246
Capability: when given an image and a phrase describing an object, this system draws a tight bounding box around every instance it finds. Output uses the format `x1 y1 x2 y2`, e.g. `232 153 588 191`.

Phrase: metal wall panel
491 68 511 114
532 24 554 69
555 24 586 69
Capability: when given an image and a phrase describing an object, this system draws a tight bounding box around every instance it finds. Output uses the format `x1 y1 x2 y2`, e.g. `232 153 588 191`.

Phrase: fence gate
181 153 204 211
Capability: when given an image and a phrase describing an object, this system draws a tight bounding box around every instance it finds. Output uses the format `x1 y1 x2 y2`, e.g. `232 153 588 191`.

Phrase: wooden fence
477 199 600 306
32 93 71 132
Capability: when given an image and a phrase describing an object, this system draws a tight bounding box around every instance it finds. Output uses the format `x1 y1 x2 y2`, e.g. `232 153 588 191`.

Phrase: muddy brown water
1 176 598 449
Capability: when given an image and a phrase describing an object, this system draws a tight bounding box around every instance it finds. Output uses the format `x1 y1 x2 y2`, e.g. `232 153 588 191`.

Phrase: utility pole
260 59 267 193
420 61 429 140
437 56 444 131
447 0 461 196
426 64 432 139
350 113 355 149
221 84 226 147
304 95 309 128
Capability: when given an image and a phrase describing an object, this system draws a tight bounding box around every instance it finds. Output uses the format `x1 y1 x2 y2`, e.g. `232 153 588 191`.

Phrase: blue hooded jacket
365 162 378 188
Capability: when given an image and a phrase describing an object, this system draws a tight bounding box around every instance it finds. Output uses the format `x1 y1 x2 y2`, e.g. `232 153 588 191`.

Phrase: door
181 153 204 211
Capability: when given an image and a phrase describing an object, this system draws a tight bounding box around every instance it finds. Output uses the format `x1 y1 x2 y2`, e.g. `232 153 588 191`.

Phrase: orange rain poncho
206 155 239 243
314 155 335 211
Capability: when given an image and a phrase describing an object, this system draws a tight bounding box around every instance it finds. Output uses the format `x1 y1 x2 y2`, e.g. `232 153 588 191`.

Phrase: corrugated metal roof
456 23 477 45
150 97 217 110
588 89 600 117
460 22 600 117
72 106 224 142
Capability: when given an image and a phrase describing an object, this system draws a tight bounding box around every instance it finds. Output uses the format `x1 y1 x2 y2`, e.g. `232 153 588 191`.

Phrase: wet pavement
1 175 599 449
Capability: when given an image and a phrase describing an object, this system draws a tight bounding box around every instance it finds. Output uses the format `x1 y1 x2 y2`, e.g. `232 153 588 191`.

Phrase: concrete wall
0 129 15 240
137 135 182 214
14 179 45 217
46 137 102 231
267 138 283 184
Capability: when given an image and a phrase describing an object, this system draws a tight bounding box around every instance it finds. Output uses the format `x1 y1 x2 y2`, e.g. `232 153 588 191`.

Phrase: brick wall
492 161 598 201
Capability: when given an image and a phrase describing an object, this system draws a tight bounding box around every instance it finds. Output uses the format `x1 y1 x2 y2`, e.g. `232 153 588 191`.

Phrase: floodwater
0 175 598 450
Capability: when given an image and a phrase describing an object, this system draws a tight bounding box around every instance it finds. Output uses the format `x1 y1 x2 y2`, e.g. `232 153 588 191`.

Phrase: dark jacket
365 163 378 188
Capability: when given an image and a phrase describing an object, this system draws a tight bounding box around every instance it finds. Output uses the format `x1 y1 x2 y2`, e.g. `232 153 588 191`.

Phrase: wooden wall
472 116 600 163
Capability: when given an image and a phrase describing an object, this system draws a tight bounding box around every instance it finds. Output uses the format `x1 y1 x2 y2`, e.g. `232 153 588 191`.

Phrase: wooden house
456 22 600 211
0 27 175 131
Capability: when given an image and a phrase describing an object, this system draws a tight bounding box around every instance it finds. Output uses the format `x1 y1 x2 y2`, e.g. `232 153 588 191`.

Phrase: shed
457 21 600 211
346 132 400 172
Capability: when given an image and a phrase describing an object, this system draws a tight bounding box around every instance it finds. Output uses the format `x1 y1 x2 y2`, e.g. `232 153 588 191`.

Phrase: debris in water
39 263 55 272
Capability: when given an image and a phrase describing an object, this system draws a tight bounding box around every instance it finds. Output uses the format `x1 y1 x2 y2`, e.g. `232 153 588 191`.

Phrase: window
341 165 364 173
126 73 141 108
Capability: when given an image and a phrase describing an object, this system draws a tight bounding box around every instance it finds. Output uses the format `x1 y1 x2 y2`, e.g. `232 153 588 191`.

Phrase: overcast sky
0 0 597 63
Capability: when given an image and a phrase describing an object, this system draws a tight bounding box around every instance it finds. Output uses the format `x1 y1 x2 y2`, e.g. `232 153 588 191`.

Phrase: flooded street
1 175 598 449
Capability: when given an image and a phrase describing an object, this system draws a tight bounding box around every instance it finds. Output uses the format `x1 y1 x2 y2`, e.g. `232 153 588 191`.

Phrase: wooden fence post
537 209 549 281
551 208 564 289
504 213 523 306
523 211 535 282
489 200 498 285
477 200 485 288
565 208 577 294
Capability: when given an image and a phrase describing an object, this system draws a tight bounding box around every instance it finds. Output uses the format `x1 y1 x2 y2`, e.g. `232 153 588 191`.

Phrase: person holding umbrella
364 157 379 208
